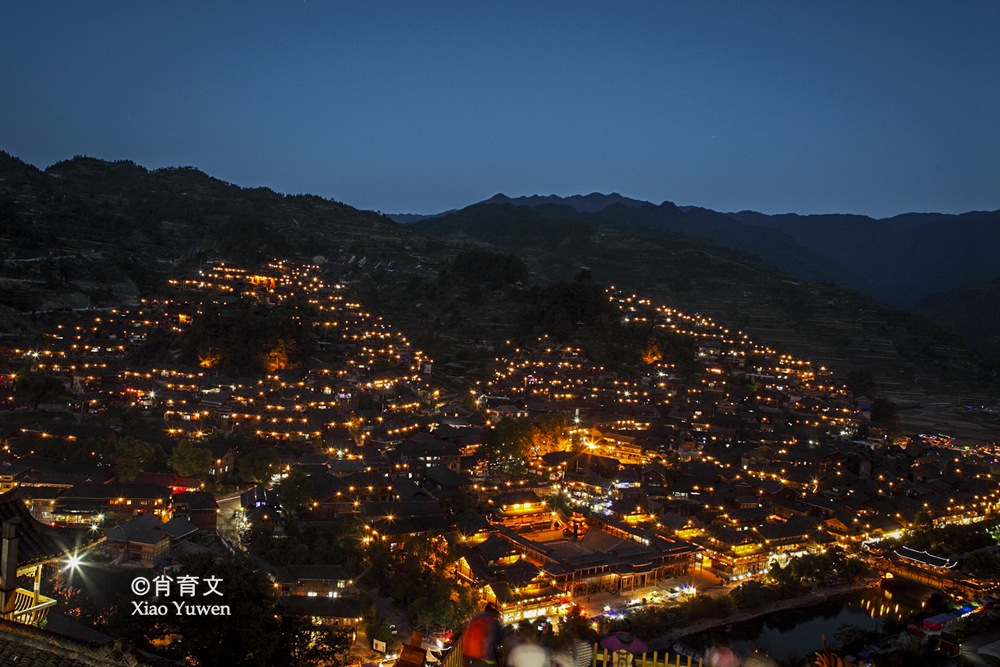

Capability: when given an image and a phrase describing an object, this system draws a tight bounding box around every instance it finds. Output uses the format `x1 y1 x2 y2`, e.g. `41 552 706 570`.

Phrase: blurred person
539 622 555 649
507 629 551 667
570 638 594 667
706 646 740 667
548 625 575 667
463 603 505 667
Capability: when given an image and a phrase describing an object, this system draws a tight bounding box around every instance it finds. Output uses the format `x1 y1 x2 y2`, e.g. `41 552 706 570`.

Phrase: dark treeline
179 301 315 376
444 249 529 286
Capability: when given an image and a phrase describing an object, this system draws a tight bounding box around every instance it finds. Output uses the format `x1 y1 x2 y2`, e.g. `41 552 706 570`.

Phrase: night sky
3 1 998 218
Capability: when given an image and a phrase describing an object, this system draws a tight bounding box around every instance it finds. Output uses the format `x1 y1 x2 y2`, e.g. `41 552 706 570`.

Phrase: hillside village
2 257 999 653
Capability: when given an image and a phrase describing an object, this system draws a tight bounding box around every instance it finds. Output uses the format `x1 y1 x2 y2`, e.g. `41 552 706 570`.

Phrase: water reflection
684 581 934 662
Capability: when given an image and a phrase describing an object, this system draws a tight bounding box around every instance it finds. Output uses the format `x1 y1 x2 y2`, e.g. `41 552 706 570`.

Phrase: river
680 580 936 663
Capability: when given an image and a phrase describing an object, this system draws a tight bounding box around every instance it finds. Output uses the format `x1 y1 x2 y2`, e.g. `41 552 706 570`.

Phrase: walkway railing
441 642 703 667
1 588 57 626
594 648 704 667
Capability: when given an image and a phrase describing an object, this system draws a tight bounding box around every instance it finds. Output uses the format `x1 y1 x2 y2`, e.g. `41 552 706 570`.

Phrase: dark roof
895 546 956 569
373 514 453 536
540 451 574 467
492 489 542 507
0 618 176 667
392 479 435 501
327 459 366 474
310 472 350 502
658 513 691 531
704 524 757 547
104 514 197 544
276 595 362 619
362 501 442 518
461 551 493 582
105 525 169 546
240 485 270 508
0 490 104 568
455 511 490 537
276 564 352 583
23 462 115 486
343 471 392 488
133 472 179 487
397 438 462 459
580 528 626 553
504 559 541 588
425 466 473 488
478 535 515 562
59 482 173 501
160 516 199 539
172 491 218 511
43 612 114 647
756 516 817 541
16 486 65 500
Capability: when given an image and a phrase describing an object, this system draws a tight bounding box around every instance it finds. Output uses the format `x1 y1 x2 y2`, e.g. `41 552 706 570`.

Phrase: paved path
368 590 414 647
960 628 1000 667
646 580 875 651
216 494 243 547
576 572 729 619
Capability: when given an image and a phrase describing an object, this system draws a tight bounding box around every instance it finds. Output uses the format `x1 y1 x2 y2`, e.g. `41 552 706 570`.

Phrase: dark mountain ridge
411 201 999 397
482 191 649 213
416 191 1000 357
0 150 414 262
2 150 998 391
728 208 1000 311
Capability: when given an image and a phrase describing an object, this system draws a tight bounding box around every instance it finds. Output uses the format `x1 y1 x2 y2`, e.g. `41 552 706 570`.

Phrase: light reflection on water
683 581 934 662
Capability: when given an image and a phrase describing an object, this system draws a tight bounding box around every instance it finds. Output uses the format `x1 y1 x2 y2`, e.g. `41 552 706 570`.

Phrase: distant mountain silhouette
482 192 650 213
387 210 457 224
413 201 1000 391
0 149 403 266
2 147 997 362
728 209 1000 309
914 275 1000 359
456 192 1000 357
389 192 647 222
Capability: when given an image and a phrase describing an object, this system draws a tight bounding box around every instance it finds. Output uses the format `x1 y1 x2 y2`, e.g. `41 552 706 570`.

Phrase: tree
169 439 214 479
440 489 474 518
641 337 663 365
167 551 282 666
558 604 599 643
448 250 528 286
239 447 281 484
846 369 876 398
833 623 878 655
962 549 1000 578
15 371 65 409
870 397 902 440
273 615 354 667
261 337 297 373
277 468 316 517
480 417 534 473
112 436 155 481
366 534 476 632
530 413 567 456
363 599 399 654
729 581 770 609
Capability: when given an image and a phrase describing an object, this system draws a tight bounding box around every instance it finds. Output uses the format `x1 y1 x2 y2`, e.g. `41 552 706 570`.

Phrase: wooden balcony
2 588 57 626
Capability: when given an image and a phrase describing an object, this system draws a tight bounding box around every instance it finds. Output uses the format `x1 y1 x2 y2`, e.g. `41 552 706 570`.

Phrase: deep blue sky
3 2 998 218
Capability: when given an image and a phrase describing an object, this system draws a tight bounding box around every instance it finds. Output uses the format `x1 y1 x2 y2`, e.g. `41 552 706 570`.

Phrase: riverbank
646 579 878 651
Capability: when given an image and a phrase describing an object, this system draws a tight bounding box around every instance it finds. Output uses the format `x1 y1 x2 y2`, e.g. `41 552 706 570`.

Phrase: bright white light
66 555 81 569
